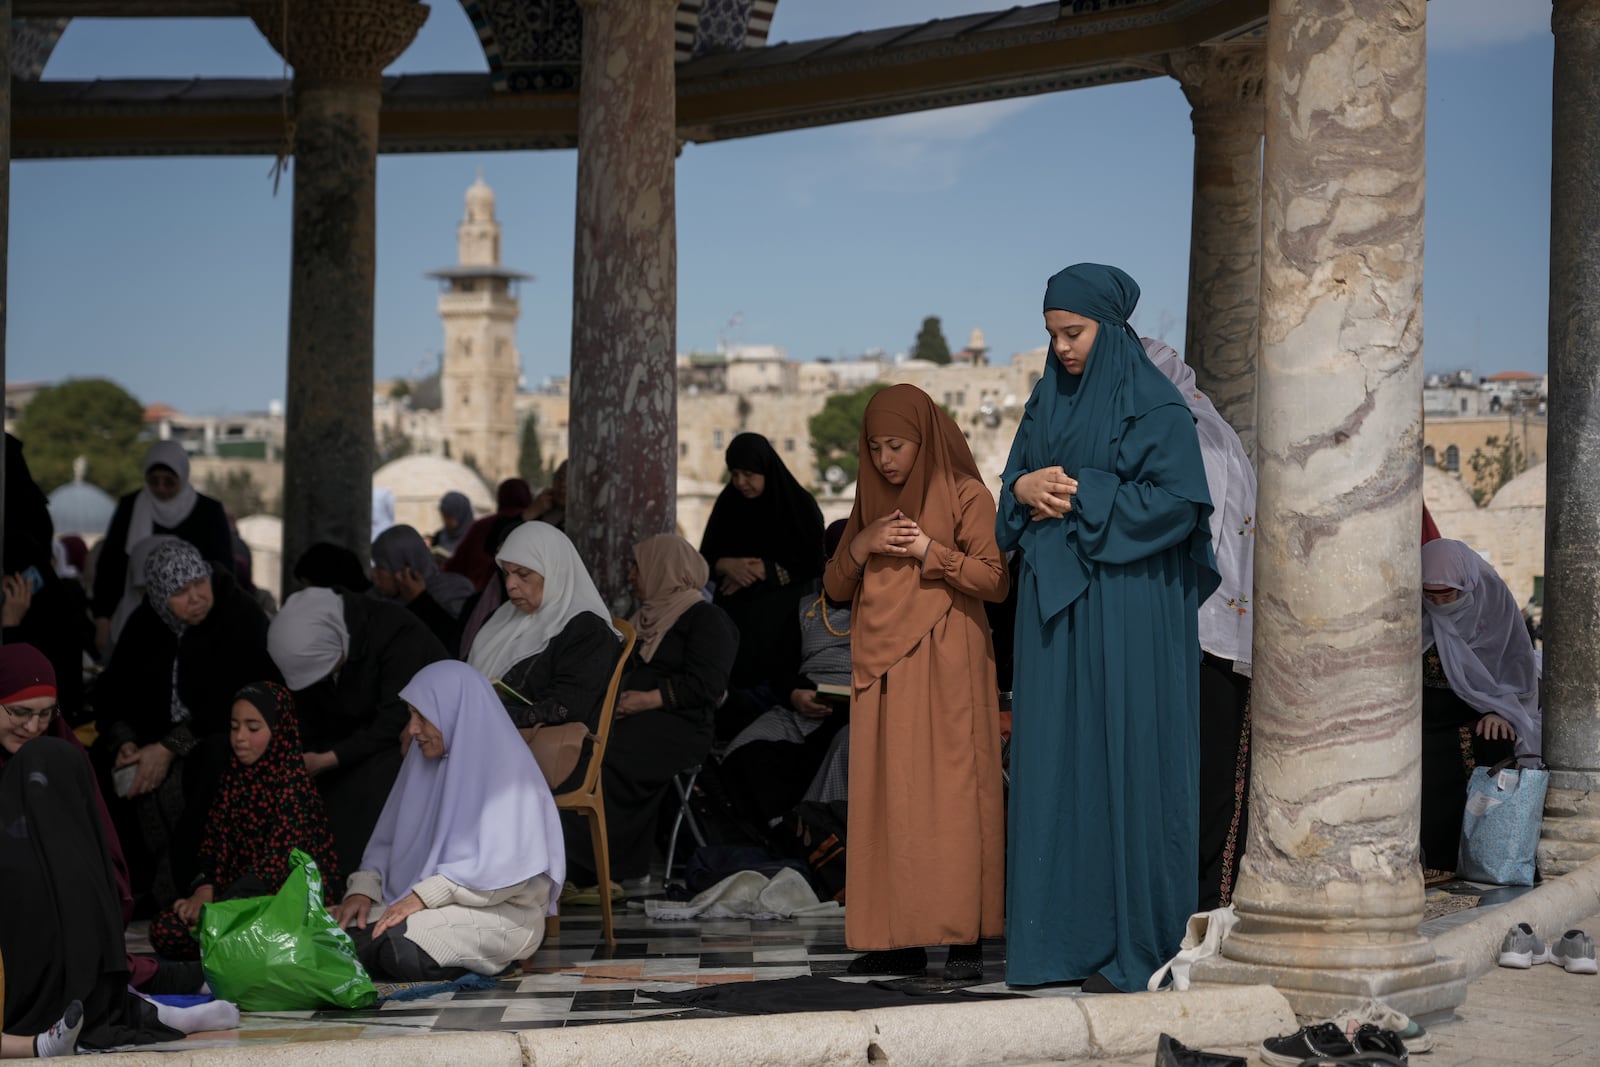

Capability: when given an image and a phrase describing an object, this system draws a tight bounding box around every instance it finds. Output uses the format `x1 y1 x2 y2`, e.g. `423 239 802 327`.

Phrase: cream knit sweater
345 869 554 975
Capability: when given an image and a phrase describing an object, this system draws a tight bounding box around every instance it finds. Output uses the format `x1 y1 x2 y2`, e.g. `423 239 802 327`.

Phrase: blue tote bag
1457 755 1548 887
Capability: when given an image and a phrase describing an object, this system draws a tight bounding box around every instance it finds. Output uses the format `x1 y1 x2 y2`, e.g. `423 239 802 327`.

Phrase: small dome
465 171 495 221
1488 462 1546 511
48 480 117 536
373 454 493 534
1422 466 1475 514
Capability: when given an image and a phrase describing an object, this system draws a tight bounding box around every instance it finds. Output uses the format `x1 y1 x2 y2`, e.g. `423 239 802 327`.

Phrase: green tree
519 412 549 485
913 316 952 365
14 378 145 495
809 383 888 485
1468 434 1528 506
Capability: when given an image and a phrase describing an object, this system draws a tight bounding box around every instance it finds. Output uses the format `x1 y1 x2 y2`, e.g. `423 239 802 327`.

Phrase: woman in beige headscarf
563 534 739 888
824 384 1008 981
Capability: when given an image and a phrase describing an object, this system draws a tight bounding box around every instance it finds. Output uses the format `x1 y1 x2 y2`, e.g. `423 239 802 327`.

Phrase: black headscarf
699 433 825 584
293 542 373 593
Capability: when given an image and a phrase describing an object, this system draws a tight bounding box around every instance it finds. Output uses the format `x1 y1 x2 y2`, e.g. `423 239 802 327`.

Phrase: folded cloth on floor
643 868 841 921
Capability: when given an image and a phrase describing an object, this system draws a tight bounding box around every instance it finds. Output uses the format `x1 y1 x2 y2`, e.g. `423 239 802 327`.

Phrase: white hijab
268 587 351 691
125 441 199 552
1422 539 1541 757
1143 339 1256 674
466 523 616 681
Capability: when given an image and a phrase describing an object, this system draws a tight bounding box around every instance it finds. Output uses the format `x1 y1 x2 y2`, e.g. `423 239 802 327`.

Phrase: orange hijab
841 384 983 688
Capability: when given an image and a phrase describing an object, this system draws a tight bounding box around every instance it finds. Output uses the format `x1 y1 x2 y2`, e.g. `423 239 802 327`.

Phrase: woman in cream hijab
466 524 621 784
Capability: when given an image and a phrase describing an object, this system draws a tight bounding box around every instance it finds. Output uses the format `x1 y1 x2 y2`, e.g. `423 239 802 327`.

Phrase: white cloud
1428 0 1548 52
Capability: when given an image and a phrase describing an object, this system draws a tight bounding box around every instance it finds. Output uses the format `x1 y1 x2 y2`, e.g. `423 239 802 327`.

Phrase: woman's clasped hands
1013 466 1078 522
852 511 931 563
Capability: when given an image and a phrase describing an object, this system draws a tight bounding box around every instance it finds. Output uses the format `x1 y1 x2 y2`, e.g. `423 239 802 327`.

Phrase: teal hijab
1006 262 1216 621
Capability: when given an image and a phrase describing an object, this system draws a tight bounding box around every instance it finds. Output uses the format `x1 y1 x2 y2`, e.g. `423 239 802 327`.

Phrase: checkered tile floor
121 875 1527 1052
124 892 1022 1051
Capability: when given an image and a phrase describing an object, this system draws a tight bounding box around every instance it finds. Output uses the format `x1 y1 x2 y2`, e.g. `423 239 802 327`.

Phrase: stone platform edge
90 983 1294 1067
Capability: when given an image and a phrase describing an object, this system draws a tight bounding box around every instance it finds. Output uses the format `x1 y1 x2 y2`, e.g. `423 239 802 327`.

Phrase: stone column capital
246 0 428 86
1165 41 1266 136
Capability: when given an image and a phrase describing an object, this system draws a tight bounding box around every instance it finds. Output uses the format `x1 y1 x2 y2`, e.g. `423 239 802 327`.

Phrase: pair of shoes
1261 1021 1409 1067
942 942 984 982
846 948 928 976
1154 1032 1245 1067
1496 923 1598 972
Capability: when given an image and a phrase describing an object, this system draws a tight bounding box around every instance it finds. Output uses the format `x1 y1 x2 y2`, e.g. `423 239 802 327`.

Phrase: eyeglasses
3 704 59 725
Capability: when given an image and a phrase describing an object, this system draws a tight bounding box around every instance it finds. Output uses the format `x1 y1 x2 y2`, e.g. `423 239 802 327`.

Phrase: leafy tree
14 378 145 496
809 383 888 486
202 468 271 517
388 380 412 402
519 412 549 485
1468 434 1528 506
913 316 952 365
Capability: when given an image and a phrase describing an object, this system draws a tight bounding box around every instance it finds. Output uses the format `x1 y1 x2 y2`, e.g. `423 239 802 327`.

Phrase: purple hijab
360 661 565 909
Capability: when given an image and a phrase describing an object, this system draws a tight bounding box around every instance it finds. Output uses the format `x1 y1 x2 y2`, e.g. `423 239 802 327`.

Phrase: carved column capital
246 0 428 86
1164 41 1266 136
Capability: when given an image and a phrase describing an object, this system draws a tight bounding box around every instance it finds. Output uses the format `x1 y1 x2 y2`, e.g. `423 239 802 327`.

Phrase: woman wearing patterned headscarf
823 384 1009 982
148 683 339 960
91 441 233 659
1001 264 1217 993
94 540 280 906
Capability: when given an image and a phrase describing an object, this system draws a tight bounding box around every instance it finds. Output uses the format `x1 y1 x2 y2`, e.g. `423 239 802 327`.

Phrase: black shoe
942 942 984 982
847 948 928 976
136 959 207 995
1351 1025 1409 1065
1155 1032 1246 1067
1261 1022 1356 1067
1080 971 1121 994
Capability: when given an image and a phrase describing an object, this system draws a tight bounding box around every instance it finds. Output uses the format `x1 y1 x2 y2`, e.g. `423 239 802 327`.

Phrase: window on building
713 430 724 448
1423 446 1436 467
1460 398 1468 413
1489 395 1502 413
784 438 795 452
1445 445 1460 472
679 443 688 458
944 392 954 407
956 391 966 407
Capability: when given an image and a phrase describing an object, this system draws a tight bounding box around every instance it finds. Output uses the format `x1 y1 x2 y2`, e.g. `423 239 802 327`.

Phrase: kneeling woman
332 660 564 980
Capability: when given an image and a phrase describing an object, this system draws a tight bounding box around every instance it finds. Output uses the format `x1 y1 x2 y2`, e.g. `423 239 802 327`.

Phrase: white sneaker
1497 922 1551 968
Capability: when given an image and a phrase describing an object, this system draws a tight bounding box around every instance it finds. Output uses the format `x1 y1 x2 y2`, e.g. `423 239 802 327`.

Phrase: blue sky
8 1 1552 413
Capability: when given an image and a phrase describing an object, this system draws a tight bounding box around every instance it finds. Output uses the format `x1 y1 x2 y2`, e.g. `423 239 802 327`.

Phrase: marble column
0 2 11 579
1191 0 1467 1017
1165 43 1265 457
567 0 678 608
247 0 428 594
1539 0 1600 876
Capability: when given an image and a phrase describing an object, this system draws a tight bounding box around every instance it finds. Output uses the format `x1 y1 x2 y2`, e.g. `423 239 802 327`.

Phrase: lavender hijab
360 660 565 909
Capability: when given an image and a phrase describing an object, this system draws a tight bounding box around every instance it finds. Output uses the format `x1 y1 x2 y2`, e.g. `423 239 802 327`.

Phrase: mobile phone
19 566 43 594
113 764 138 798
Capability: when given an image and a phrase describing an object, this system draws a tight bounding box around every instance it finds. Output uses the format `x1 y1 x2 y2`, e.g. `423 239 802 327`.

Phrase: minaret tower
431 171 531 483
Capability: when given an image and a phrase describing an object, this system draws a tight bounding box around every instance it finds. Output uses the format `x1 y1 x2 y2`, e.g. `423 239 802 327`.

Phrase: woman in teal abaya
999 264 1218 992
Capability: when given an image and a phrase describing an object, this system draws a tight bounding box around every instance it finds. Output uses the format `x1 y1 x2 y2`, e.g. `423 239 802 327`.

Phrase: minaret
431 172 531 484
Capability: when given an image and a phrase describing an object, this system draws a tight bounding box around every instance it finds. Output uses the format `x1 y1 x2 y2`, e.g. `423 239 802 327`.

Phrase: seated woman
149 683 339 960
92 441 233 659
1 647 189 1053
718 520 852 830
445 479 535 591
566 535 738 888
268 585 448 885
94 540 279 907
1420 538 1542 873
331 661 563 980
370 524 477 653
466 523 621 787
699 433 826 740
433 491 475 558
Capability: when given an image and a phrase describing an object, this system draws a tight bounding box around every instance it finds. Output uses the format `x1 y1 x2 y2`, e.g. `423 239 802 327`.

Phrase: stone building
1421 412 1547 499
431 174 530 486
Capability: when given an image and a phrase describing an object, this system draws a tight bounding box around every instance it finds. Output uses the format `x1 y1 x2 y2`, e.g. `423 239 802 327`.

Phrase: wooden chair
547 616 635 947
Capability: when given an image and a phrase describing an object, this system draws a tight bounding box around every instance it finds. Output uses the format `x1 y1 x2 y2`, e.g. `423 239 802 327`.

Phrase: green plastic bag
198 849 378 1011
